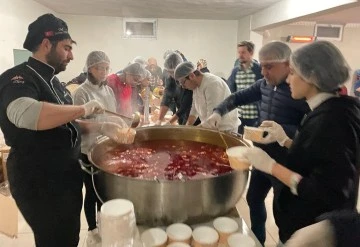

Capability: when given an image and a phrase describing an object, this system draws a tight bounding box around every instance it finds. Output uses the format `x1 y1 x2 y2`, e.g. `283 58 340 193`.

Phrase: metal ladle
104 110 141 128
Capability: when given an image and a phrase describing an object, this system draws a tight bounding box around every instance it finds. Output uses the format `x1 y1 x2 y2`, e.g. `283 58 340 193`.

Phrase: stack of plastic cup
100 199 137 247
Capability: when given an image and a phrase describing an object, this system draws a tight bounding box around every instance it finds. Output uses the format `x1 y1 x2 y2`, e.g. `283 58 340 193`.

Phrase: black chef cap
23 13 74 52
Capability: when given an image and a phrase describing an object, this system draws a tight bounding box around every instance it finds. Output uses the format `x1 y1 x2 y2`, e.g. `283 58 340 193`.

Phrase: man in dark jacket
202 41 310 246
155 52 193 125
226 41 263 133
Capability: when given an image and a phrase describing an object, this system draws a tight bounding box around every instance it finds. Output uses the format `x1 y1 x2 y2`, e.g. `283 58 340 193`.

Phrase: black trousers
81 153 102 231
246 169 273 246
14 188 82 247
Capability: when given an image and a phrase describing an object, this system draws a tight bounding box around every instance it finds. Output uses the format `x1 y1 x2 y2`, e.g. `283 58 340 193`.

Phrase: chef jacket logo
11 75 24 84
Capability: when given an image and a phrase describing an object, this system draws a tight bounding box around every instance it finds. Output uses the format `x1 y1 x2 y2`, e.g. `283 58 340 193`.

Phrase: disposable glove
286 221 334 247
259 120 289 146
154 119 162 126
242 147 276 175
200 112 222 129
83 100 104 117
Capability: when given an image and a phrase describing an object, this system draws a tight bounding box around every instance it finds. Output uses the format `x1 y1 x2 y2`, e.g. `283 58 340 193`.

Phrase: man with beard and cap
73 51 127 247
0 14 105 247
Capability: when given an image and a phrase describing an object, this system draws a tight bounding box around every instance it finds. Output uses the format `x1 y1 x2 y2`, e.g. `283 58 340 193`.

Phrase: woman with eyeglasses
107 62 148 117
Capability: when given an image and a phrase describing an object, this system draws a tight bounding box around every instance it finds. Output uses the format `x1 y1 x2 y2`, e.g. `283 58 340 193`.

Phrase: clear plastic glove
285 221 335 247
200 112 222 129
154 119 162 126
242 147 276 175
259 120 289 146
83 100 104 117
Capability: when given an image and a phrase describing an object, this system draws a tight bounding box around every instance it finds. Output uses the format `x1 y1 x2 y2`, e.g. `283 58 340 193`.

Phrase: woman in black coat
240 41 360 244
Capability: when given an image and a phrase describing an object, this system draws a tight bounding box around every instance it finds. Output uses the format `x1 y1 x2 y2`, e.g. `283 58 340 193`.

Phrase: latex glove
154 119 162 126
200 112 222 129
259 120 289 146
242 147 276 175
83 100 104 117
285 221 335 247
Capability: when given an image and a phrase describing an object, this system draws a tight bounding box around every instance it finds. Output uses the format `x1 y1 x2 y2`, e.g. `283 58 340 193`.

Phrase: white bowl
227 233 256 247
192 226 219 247
213 217 239 244
213 217 239 233
141 228 168 247
226 146 250 170
166 223 192 243
166 243 190 247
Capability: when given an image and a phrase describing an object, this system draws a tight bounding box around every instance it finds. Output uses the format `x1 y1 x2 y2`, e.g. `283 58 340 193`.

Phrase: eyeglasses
179 76 190 86
94 66 111 73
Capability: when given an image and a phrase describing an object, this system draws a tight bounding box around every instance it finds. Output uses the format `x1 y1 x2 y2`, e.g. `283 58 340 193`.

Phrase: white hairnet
174 61 196 81
85 51 110 70
259 41 291 63
164 52 183 71
290 41 349 92
123 62 148 79
132 56 147 67
163 49 174 60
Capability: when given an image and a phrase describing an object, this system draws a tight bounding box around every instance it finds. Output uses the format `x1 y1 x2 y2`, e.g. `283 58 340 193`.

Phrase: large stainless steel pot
84 126 250 226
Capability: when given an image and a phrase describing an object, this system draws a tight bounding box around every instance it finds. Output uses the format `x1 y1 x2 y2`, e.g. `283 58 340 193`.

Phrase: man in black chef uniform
0 13 104 247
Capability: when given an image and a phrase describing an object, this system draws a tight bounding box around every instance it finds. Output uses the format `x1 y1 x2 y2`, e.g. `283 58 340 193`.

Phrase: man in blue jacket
227 41 263 133
202 41 310 246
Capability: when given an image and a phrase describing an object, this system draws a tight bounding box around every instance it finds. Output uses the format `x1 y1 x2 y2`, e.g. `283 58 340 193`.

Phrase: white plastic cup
166 223 192 244
192 226 219 247
227 233 256 247
166 242 191 247
100 199 136 247
226 146 250 170
141 228 168 247
213 217 239 244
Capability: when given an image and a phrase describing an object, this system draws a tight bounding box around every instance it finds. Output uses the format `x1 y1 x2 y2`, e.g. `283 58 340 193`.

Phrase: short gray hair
259 41 291 63
290 41 349 92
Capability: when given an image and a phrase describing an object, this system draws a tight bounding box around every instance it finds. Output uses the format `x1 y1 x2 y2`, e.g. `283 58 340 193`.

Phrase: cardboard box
0 194 18 238
0 145 10 182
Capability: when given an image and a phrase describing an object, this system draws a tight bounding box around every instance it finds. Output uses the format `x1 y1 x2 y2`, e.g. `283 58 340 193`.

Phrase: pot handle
78 159 100 175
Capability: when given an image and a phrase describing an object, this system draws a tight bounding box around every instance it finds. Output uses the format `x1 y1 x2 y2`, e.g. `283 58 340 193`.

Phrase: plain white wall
263 23 360 92
0 0 55 74
57 14 238 82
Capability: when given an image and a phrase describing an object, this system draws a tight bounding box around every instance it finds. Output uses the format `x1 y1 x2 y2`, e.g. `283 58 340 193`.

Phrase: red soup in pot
98 140 232 180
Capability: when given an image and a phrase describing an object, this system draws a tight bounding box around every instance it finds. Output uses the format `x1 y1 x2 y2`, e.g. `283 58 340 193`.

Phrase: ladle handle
104 109 132 120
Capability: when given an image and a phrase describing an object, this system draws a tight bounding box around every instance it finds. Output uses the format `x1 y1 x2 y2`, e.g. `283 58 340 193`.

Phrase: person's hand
162 121 171 126
83 100 104 117
285 221 335 247
200 113 222 129
154 119 162 126
259 120 289 146
242 147 276 175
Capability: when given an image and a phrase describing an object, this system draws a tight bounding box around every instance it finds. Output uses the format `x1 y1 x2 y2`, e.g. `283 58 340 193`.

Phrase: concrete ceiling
306 5 360 24
33 0 283 20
